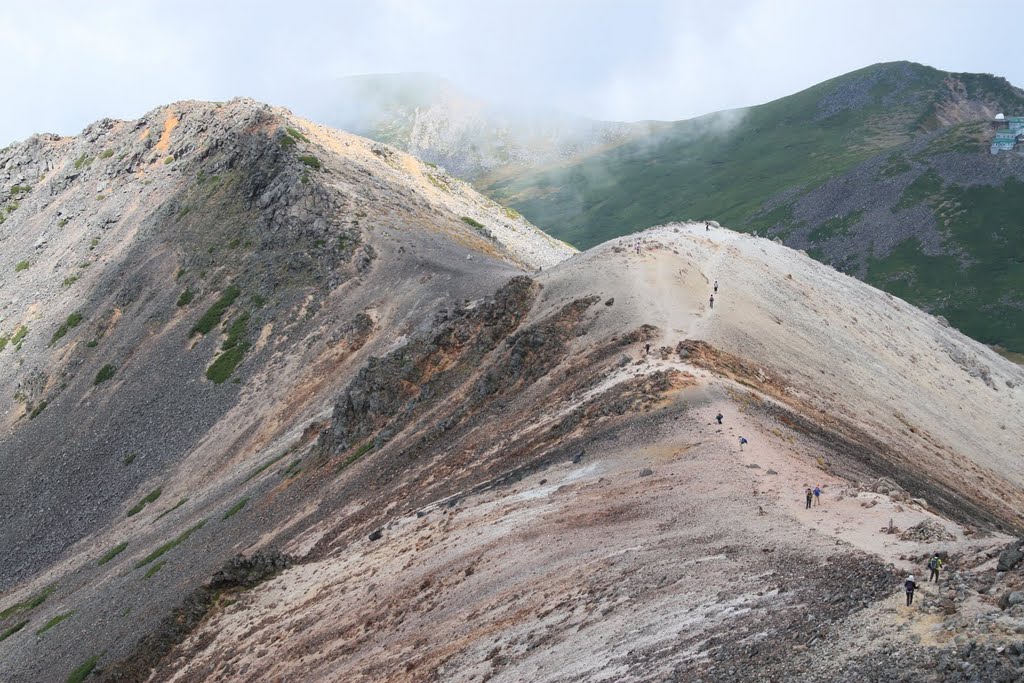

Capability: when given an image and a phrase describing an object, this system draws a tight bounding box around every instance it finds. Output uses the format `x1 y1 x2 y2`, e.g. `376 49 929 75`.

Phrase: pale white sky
2 0 1020 144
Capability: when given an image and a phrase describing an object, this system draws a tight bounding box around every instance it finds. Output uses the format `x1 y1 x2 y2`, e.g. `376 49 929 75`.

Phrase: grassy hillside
480 61 1024 350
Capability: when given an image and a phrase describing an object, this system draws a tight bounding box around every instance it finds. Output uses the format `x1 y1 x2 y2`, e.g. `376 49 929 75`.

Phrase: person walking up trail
805 488 813 510
904 575 917 606
813 485 822 506
716 412 723 425
714 280 719 293
928 555 943 582
738 436 748 451
709 294 715 309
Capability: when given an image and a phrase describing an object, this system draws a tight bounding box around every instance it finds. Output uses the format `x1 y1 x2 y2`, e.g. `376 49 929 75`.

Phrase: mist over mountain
307 63 1024 354
285 73 661 180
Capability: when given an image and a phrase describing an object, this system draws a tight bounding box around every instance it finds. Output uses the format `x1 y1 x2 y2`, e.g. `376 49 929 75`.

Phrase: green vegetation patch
66 654 99 683
99 149 115 159
222 497 249 520
134 520 207 568
50 312 84 346
14 260 29 272
9 184 31 195
921 121 986 156
97 541 129 565
176 289 194 307
0 584 55 620
62 274 80 287
163 156 175 165
206 311 250 384
36 611 74 635
143 561 167 579
284 459 303 478
94 364 116 385
298 154 321 170
126 488 162 517
893 169 943 211
809 209 864 242
286 126 309 143
243 453 287 482
155 497 188 521
879 153 912 178
29 400 48 419
0 334 8 352
73 154 93 170
0 620 28 642
460 216 485 229
189 285 240 337
338 441 374 472
11 325 28 350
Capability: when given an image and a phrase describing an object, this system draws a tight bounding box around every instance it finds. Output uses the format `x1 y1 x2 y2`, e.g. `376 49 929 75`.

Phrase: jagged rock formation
1 101 1023 683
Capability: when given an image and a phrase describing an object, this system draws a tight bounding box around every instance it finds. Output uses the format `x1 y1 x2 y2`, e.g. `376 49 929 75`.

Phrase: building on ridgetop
991 115 1023 154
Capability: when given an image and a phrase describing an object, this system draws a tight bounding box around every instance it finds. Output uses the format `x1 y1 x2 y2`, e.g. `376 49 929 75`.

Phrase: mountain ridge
2 98 1024 682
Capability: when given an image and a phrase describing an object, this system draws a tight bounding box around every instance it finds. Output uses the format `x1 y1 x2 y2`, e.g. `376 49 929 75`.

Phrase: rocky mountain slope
287 73 650 180
479 61 1024 353
1 102 1024 683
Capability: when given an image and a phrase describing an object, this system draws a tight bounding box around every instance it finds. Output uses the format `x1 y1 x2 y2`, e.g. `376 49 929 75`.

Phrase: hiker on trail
714 280 719 293
645 342 651 355
813 485 822 506
928 555 943 582
709 294 715 309
805 488 813 509
716 412 723 425
904 575 917 606
738 436 748 451
705 221 710 231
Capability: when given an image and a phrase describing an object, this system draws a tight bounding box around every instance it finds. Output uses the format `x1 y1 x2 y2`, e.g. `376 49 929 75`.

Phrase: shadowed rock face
2 101 1024 683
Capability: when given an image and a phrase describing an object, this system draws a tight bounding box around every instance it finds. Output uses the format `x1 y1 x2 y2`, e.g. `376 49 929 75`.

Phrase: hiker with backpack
709 294 715 309
928 555 943 582
716 412 723 425
738 436 748 451
813 485 822 506
805 488 813 510
904 575 917 606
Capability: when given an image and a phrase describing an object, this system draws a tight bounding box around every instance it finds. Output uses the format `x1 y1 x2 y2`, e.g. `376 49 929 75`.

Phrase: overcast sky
3 0 1021 145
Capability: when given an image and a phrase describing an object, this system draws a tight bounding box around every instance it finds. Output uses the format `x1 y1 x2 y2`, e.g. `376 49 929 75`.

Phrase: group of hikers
713 403 946 611
804 485 823 509
904 555 945 605
710 279 718 309
713 412 748 450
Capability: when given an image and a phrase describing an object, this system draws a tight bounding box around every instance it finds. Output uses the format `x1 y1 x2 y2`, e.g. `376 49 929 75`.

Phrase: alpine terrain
1 99 1023 683
316 63 1024 355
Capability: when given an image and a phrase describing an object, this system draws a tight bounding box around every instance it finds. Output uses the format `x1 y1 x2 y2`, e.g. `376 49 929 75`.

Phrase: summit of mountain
479 61 1024 352
1 97 1024 682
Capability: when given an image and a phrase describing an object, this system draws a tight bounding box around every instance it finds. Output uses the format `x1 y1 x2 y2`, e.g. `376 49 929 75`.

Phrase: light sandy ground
157 224 1023 682
540 223 1024 525
160 384 1012 682
295 115 576 271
